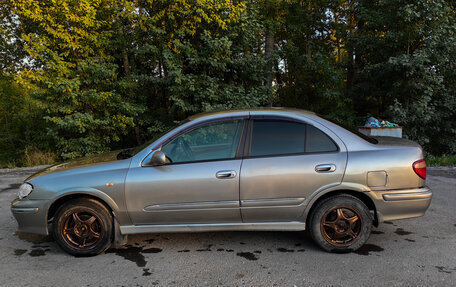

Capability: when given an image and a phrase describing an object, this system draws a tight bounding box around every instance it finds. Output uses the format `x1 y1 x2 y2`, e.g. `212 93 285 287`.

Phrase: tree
352 0 456 154
12 0 141 159
2 0 456 165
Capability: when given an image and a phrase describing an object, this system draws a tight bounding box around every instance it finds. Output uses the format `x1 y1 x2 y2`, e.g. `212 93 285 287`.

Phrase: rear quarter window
306 125 338 153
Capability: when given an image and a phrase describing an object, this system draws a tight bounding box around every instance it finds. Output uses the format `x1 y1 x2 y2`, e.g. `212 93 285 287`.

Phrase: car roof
187 107 316 121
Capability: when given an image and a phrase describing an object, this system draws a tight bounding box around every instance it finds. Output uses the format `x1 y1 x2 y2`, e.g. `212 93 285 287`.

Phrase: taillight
412 159 427 179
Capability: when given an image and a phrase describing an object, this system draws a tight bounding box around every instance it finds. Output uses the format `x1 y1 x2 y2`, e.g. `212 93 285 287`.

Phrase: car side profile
11 108 432 256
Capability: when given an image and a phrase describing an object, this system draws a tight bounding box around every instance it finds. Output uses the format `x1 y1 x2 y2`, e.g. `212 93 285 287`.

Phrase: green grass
426 155 456 167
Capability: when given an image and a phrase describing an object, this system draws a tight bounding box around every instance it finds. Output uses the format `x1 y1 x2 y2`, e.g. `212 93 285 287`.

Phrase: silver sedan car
11 108 432 256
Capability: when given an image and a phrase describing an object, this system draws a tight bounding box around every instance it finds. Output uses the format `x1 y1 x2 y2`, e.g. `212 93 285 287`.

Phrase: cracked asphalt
0 166 455 286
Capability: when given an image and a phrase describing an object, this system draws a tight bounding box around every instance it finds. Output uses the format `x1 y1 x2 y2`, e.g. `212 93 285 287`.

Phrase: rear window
249 119 339 157
320 116 378 144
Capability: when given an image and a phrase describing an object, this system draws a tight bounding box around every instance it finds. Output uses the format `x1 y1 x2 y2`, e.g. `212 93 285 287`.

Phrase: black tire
52 198 112 256
309 194 372 253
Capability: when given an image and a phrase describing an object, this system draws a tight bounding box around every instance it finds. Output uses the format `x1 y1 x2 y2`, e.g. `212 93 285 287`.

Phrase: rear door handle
315 164 336 172
216 170 237 179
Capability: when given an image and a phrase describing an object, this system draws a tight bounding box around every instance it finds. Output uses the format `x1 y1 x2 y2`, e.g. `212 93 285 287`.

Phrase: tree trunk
265 29 275 107
118 25 130 76
306 1 312 57
115 2 130 76
335 11 341 62
275 58 283 105
346 4 355 94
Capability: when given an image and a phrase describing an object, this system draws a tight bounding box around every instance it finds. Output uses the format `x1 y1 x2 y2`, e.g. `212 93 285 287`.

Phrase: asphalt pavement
0 166 455 286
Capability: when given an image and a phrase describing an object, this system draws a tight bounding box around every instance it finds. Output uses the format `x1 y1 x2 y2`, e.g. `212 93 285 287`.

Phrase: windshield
320 116 378 144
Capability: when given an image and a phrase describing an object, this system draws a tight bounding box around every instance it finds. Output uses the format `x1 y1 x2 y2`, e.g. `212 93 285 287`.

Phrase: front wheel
309 194 372 252
53 198 112 256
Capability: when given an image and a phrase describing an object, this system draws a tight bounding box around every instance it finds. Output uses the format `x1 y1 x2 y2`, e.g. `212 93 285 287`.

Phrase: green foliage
426 155 456 167
39 59 141 159
0 76 52 167
353 0 456 154
0 0 455 166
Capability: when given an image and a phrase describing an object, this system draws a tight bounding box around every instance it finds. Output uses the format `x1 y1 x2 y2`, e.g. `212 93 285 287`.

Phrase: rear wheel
53 198 112 256
309 194 372 252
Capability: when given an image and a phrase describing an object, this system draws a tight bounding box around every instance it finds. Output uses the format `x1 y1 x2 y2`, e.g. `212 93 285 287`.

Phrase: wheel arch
47 190 118 222
304 189 379 228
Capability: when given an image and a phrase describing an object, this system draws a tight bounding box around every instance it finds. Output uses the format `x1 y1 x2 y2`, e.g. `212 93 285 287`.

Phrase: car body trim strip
120 221 306 234
241 197 306 207
143 200 239 211
382 191 432 201
11 207 39 214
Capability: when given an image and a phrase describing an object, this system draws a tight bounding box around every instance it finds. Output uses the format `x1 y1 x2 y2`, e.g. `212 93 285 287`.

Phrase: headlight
18 183 33 199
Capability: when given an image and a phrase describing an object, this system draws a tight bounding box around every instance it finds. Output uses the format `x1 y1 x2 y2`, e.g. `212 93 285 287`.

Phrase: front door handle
216 170 237 179
315 164 336 173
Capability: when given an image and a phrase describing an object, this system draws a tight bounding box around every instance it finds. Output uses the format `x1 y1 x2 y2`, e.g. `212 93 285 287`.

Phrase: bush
23 147 56 167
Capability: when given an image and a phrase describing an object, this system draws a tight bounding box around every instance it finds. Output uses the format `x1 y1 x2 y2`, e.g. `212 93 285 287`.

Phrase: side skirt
120 222 306 235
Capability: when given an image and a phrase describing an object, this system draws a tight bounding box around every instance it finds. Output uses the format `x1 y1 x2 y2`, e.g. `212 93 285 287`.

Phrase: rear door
239 117 347 222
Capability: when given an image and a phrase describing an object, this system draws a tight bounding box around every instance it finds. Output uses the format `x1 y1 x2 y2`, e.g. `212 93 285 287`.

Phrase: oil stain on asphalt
0 183 21 193
395 228 413 235
277 247 294 253
14 249 27 256
435 266 455 274
236 252 258 261
29 248 51 257
196 244 214 251
105 246 162 268
142 268 152 276
354 244 384 256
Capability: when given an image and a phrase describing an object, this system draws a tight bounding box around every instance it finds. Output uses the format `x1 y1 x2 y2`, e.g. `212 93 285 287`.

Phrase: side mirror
144 150 166 166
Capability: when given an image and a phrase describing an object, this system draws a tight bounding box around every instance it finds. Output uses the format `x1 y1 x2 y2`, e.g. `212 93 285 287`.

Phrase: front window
161 120 244 163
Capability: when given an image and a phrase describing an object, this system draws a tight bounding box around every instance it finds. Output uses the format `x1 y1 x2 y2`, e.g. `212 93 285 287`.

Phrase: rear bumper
11 198 49 235
371 187 432 222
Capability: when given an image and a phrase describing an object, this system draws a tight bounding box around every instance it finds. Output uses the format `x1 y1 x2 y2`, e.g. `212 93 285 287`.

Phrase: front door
240 119 347 222
125 119 245 225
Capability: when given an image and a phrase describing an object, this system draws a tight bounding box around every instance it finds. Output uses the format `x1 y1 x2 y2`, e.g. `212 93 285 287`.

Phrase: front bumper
11 198 49 235
371 186 432 222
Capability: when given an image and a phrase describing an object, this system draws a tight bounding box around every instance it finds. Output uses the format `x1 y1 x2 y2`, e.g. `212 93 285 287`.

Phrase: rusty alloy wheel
61 209 104 250
320 205 363 246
